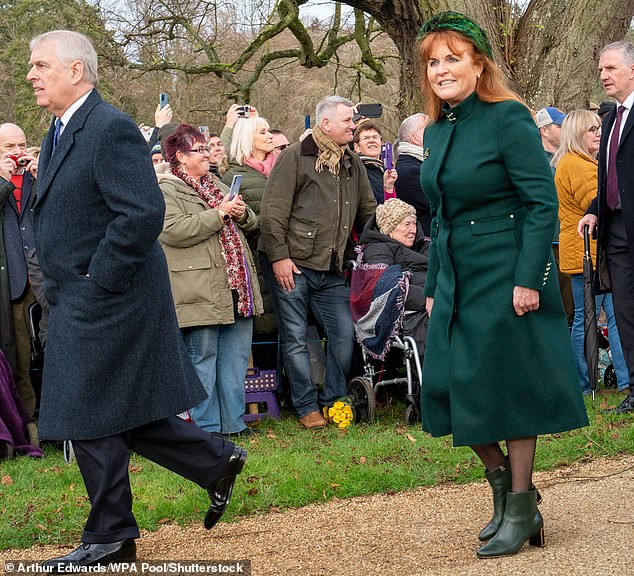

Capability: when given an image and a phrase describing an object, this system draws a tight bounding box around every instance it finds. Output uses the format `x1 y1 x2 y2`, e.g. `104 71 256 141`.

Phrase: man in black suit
27 30 247 570
579 40 634 413
0 124 38 417
394 113 430 236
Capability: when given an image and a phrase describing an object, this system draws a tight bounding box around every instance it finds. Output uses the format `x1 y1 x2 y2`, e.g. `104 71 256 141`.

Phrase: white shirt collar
57 89 93 134
620 90 634 111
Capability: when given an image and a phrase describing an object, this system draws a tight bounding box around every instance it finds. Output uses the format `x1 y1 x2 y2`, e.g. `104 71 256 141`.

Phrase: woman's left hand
227 194 246 220
513 286 539 316
383 168 398 189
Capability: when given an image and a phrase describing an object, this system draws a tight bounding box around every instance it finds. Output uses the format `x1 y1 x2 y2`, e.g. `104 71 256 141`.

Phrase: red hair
162 124 205 167
418 31 525 122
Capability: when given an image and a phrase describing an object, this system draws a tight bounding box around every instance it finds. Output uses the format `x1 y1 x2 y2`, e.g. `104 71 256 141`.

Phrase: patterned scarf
170 166 253 317
312 125 346 176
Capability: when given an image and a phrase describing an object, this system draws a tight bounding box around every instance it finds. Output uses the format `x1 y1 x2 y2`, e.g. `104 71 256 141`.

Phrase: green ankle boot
476 489 544 559
479 464 512 541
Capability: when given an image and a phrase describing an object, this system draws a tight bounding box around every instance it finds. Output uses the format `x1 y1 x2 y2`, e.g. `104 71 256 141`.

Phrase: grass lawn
1 390 633 550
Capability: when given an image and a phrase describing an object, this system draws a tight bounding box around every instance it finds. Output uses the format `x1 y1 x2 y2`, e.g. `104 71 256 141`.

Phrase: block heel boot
476 488 544 559
478 463 512 541
478 462 542 541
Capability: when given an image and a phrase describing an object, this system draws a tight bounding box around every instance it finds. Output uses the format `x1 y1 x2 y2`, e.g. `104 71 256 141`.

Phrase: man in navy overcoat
27 30 247 570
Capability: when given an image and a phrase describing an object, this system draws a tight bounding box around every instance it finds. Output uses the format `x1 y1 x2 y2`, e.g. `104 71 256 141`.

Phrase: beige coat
158 172 263 327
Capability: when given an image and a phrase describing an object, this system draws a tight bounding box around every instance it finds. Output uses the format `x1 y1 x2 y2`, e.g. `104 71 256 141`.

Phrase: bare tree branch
116 0 391 102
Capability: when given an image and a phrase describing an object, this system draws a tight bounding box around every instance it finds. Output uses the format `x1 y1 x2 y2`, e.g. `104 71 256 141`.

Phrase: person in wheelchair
351 198 429 358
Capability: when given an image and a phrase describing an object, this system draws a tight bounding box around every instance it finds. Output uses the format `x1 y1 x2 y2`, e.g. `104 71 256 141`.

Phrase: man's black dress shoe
204 446 247 529
609 393 634 414
42 539 136 572
225 427 258 438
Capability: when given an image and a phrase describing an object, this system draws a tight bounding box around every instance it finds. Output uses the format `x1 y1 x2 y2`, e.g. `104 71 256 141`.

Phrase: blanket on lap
350 248 410 360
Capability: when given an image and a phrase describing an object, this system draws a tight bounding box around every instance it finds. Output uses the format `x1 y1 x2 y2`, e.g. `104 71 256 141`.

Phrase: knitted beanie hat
376 198 416 235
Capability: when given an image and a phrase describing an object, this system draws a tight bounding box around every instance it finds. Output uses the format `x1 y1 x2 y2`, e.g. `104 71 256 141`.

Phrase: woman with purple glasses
158 124 263 437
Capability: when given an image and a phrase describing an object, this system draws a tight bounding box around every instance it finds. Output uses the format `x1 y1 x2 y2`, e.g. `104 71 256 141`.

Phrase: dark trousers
73 415 233 543
606 211 634 390
11 286 37 417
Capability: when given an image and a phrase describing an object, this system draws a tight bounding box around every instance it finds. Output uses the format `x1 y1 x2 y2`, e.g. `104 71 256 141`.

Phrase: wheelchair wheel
603 364 617 389
348 376 376 423
404 404 420 426
0 441 13 459
63 440 75 464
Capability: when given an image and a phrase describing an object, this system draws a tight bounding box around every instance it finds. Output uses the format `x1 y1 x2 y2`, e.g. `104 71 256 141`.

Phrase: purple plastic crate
244 367 277 392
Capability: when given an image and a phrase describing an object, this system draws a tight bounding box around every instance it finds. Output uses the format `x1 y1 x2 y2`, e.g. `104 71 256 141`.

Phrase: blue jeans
571 275 629 393
261 255 354 417
183 318 252 434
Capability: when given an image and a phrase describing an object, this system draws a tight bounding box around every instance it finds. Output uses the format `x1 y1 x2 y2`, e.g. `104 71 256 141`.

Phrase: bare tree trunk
381 20 425 116
513 0 634 109
350 0 421 115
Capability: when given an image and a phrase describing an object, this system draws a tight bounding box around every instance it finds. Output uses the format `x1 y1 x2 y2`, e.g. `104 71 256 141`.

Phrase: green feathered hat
418 11 493 59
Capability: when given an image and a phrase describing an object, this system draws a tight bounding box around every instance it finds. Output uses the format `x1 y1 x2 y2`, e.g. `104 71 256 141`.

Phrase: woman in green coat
417 12 588 558
223 117 278 341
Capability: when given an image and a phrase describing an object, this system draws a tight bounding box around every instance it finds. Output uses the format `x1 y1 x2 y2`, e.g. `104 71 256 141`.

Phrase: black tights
470 436 537 492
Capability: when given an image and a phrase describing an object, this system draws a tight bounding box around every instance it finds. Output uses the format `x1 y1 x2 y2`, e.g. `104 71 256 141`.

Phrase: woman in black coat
356 198 429 355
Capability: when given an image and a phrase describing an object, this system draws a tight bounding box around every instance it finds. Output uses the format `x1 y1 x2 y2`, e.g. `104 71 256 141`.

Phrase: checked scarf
349 246 410 360
312 125 346 176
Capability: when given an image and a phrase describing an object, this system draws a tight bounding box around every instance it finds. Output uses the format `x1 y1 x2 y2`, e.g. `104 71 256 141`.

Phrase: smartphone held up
353 103 382 123
381 143 393 171
228 174 243 200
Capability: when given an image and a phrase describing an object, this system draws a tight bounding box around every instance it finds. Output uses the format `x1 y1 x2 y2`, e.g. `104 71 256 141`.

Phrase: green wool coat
420 93 588 446
223 162 267 252
222 162 277 336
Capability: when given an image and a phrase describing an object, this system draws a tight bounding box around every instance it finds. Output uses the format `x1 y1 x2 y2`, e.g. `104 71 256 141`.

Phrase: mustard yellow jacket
554 151 598 274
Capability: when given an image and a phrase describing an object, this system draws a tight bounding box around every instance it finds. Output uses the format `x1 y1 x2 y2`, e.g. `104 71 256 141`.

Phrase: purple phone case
382 143 393 170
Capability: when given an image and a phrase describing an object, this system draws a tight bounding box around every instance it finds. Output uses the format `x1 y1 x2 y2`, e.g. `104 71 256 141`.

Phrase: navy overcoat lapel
619 106 634 149
36 90 102 205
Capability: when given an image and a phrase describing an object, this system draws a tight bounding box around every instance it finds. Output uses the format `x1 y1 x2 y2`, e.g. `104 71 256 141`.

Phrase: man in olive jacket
259 95 376 429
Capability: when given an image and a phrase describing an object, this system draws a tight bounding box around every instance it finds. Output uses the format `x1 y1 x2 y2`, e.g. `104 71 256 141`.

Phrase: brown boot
299 411 327 429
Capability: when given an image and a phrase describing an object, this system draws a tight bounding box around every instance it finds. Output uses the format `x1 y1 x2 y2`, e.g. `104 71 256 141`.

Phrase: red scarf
244 153 277 178
170 167 253 317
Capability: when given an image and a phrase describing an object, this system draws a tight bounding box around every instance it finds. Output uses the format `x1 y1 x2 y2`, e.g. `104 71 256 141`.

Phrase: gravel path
4 455 634 575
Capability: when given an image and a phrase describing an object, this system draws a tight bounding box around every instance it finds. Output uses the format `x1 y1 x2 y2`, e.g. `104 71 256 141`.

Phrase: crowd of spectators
1 64 633 445
2 19 631 569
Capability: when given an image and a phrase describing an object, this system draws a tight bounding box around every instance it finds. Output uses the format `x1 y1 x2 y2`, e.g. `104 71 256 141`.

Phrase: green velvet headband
418 11 493 59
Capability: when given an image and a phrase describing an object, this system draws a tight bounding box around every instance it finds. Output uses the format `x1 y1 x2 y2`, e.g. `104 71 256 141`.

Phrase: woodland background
1 0 633 144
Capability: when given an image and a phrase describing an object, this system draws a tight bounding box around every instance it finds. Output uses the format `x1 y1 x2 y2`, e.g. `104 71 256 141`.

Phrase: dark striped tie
52 118 62 153
606 106 625 211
